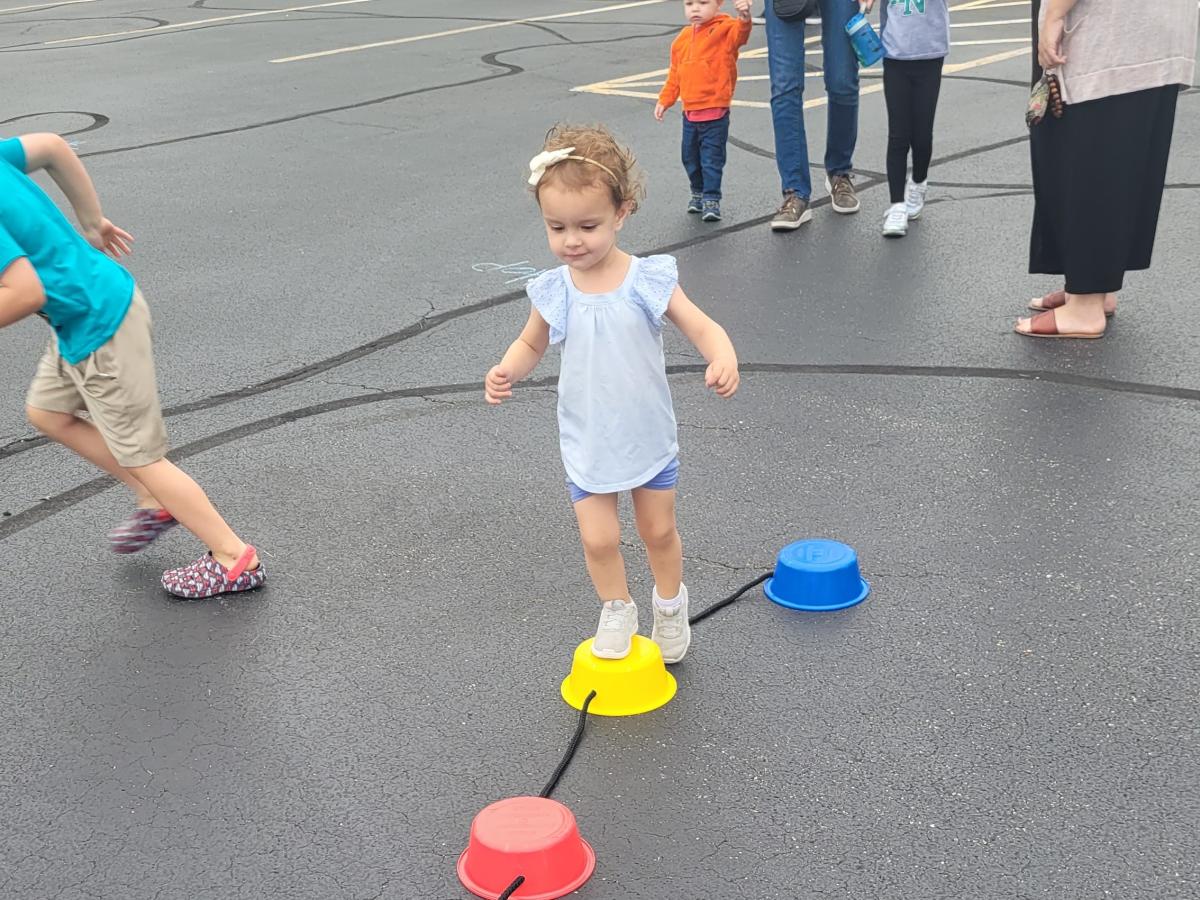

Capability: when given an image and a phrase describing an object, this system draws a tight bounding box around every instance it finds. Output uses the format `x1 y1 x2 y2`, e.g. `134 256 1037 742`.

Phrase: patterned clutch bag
1027 72 1065 127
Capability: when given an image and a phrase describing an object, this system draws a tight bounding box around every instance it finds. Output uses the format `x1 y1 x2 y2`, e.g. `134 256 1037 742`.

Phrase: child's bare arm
18 133 133 258
0 258 46 329
485 307 552 405
664 286 739 398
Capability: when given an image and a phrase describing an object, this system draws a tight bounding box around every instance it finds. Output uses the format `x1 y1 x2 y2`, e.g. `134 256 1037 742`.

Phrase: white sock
653 584 687 610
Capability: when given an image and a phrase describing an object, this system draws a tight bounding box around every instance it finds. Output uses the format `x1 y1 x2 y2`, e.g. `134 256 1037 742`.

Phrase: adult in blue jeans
766 0 874 230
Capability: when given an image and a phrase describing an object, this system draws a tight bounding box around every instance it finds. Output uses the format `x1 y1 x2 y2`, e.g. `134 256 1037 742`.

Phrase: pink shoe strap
227 544 257 581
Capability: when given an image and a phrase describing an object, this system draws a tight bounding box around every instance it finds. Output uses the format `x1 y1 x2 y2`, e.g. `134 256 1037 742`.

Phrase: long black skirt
1028 85 1179 295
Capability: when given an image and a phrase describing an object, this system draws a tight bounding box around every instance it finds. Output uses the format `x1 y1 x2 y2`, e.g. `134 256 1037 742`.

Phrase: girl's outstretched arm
485 307 552 405
664 286 739 398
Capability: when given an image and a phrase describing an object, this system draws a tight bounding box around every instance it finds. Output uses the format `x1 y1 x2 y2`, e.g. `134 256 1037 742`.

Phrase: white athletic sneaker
592 599 638 659
882 203 909 238
905 177 928 219
651 585 691 664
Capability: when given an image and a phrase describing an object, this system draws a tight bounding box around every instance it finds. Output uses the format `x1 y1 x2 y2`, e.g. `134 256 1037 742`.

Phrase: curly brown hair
531 123 646 214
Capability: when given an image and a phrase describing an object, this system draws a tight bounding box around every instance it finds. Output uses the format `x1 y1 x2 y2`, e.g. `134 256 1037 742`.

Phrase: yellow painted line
0 0 98 13
43 0 376 45
271 0 671 64
944 45 1030 71
579 46 1029 109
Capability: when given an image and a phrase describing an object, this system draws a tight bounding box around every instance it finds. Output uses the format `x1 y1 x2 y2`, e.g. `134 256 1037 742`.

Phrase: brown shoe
770 190 812 231
826 174 860 214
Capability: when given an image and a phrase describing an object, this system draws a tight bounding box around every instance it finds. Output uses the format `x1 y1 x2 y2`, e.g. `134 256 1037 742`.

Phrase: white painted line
949 37 1029 45
0 0 98 13
951 17 1030 27
43 0 376 46
271 0 670 64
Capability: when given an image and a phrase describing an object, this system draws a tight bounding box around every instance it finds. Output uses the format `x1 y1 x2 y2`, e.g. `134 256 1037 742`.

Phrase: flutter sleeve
628 254 679 330
526 266 569 345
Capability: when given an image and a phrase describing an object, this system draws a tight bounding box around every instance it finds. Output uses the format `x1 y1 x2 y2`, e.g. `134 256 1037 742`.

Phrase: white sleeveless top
527 254 680 494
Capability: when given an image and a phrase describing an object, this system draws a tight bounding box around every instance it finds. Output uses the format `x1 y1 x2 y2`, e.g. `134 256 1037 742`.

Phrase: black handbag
773 0 820 20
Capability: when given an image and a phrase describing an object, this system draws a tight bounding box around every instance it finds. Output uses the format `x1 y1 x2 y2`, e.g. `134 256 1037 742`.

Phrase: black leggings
883 57 945 204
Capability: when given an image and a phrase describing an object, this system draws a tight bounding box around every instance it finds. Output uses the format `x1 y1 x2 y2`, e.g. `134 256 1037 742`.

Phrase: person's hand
654 102 666 122
485 365 513 405
83 218 134 258
1039 13 1067 69
860 0 876 13
705 358 739 398
733 0 752 16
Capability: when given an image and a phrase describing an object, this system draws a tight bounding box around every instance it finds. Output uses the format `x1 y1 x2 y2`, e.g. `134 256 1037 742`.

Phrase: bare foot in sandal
1016 292 1108 338
1030 289 1117 317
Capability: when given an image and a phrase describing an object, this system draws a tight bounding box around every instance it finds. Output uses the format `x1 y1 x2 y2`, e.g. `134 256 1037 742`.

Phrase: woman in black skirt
1015 0 1196 339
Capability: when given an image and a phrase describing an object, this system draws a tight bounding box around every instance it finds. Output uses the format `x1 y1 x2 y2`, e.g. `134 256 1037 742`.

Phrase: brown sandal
1029 290 1115 317
1015 309 1105 339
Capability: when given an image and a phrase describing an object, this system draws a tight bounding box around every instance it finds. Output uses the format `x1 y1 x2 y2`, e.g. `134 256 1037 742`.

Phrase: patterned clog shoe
110 508 178 554
162 545 266 599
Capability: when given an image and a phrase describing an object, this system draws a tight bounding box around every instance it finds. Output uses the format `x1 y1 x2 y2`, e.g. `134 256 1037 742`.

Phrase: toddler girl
485 124 740 664
879 0 950 237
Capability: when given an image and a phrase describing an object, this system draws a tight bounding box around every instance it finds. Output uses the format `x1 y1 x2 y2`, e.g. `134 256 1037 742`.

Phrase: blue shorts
567 457 680 504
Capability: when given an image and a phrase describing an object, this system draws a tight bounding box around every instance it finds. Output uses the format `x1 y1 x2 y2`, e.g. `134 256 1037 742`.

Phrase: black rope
497 875 525 900
540 689 596 799
688 572 771 626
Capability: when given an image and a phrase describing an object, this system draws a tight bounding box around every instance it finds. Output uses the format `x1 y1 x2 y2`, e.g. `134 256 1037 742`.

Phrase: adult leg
820 0 860 177
631 487 682 600
883 58 914 204
908 57 945 186
765 1 813 198
573 493 630 602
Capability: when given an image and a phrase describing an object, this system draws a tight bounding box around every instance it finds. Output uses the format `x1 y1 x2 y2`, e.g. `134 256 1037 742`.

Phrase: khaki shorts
25 289 169 468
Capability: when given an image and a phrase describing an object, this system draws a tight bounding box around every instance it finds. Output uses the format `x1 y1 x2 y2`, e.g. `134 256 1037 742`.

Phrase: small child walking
485 124 740 664
879 0 950 237
0 132 265 599
655 0 753 222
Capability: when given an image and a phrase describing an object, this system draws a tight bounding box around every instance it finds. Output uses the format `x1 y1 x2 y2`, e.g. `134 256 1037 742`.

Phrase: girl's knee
637 517 679 550
581 529 621 560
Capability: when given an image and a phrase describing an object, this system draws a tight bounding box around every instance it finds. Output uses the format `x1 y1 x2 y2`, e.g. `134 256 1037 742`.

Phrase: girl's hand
1038 13 1067 69
485 365 513 405
654 103 666 122
705 358 739 398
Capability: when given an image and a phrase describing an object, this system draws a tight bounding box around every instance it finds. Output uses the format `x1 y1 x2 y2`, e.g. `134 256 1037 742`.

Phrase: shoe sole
657 634 691 664
702 214 721 222
591 643 633 660
687 208 702 214
770 209 813 231
882 229 907 238
907 208 923 220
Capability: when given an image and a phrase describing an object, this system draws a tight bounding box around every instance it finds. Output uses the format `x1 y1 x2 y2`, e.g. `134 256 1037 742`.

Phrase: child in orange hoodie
655 0 753 222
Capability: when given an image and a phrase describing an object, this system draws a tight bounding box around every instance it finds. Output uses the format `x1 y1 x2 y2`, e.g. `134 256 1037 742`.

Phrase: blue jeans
681 112 730 200
765 0 860 199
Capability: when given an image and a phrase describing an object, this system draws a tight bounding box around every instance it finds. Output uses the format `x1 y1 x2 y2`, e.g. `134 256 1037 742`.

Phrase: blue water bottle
845 10 885 67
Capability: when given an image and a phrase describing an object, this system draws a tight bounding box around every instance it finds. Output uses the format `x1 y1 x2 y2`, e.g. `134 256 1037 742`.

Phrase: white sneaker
651 585 691 664
592 599 638 659
905 178 928 219
882 203 909 238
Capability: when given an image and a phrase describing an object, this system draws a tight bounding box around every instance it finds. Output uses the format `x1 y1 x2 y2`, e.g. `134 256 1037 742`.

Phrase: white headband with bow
528 146 618 187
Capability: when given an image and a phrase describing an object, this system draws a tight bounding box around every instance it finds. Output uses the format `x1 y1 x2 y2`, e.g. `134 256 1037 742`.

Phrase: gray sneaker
592 599 638 659
770 190 812 231
651 585 691 664
826 174 860 214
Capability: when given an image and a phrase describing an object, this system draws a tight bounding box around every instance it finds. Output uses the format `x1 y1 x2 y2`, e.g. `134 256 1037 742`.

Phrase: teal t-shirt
0 137 134 364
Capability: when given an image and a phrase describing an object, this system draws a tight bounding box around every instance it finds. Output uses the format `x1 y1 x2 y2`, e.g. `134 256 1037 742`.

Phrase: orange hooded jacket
658 14 753 112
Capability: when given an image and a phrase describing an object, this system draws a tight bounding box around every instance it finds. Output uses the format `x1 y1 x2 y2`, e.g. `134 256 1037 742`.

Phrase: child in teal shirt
0 133 265 598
